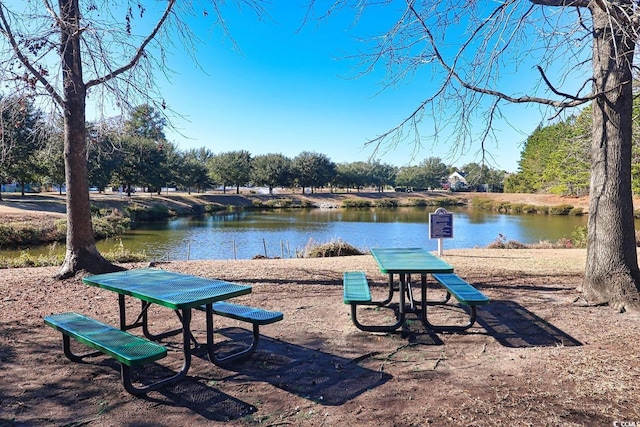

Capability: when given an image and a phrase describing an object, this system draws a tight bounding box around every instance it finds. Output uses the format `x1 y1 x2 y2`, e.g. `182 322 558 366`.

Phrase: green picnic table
344 248 489 332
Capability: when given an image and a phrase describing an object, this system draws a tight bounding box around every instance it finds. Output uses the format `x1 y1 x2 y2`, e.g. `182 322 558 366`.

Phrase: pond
82 206 588 261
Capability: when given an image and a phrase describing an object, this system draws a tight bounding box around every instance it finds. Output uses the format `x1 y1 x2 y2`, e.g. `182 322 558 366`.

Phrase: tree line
504 103 640 197
0 98 508 197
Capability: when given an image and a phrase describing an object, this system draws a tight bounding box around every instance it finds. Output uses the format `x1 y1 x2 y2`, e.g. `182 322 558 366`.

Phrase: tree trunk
56 0 121 279
583 5 640 311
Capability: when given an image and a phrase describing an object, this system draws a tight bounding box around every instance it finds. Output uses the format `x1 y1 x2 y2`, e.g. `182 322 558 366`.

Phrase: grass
0 240 147 269
486 227 587 249
342 196 461 208
0 209 131 248
472 197 584 216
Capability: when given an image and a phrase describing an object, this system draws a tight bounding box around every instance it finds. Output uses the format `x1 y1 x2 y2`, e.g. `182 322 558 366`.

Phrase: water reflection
6 207 589 261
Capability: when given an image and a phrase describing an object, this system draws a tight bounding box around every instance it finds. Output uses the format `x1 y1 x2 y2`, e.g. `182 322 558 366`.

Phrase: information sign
429 208 454 239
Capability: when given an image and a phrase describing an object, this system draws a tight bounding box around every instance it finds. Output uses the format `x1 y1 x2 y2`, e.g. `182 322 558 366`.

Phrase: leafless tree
0 1 266 278
307 0 640 311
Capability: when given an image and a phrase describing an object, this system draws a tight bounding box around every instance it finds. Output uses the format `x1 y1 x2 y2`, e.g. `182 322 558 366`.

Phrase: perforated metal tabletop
370 247 454 274
83 268 252 309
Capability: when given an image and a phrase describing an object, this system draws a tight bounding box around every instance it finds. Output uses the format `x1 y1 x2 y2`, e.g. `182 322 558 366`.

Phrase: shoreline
0 190 595 221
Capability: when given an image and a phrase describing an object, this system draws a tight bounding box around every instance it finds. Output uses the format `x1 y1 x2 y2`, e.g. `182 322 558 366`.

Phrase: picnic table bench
343 271 406 332
196 301 283 363
428 273 490 331
44 312 168 395
343 271 372 304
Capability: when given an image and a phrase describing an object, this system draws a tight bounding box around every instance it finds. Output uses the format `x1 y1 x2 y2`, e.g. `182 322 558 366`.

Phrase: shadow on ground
145 373 258 422
210 327 392 406
476 300 582 347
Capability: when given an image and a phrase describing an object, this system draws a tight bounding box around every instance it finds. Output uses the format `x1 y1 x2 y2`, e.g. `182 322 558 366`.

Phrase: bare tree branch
407 2 594 109
85 0 176 89
536 65 595 101
529 0 590 7
0 4 63 106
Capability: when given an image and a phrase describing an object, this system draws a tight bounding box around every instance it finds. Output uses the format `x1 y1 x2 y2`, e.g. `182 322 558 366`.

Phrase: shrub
0 251 60 268
496 202 511 212
527 240 556 249
298 238 365 258
205 203 226 213
571 226 588 248
510 203 525 213
486 234 527 249
503 240 527 249
52 209 131 241
568 207 584 216
91 209 131 239
548 205 574 215
125 203 169 221
434 197 462 206
342 199 372 208
472 197 495 210
554 237 575 249
0 220 65 247
102 240 147 263
264 198 293 208
0 242 65 268
374 198 398 208
409 198 428 207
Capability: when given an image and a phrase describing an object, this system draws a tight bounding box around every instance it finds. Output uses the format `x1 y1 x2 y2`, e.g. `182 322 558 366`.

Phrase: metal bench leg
139 302 183 341
422 276 452 305
349 279 407 332
121 364 186 395
121 308 193 395
115 298 183 341
422 305 477 332
204 304 260 366
61 334 103 362
406 276 415 311
349 303 406 332
373 273 395 306
61 333 177 396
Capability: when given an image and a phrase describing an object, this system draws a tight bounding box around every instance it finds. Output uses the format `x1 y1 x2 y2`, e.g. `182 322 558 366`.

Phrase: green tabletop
370 247 454 274
82 268 251 310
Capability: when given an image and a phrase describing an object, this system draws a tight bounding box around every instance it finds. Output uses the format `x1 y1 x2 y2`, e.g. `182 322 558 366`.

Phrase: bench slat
207 301 283 325
44 312 167 366
431 273 490 305
343 271 372 304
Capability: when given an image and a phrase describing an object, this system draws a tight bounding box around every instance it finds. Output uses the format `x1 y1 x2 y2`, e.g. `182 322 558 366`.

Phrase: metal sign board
429 207 454 239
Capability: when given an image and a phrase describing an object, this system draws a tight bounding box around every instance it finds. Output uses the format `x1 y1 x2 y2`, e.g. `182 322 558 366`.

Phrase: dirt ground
1 249 640 426
1 192 640 426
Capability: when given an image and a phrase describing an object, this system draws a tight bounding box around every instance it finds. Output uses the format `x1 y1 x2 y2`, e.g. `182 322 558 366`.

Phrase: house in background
447 171 468 191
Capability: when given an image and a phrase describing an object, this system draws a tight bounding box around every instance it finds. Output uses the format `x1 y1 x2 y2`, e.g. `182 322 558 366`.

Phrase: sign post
429 207 454 256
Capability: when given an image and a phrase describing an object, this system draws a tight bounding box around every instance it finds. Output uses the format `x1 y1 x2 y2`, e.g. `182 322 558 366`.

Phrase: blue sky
127 3 556 172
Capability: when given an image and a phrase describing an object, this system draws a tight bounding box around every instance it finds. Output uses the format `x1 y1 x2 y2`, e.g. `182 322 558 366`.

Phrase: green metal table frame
83 268 251 394
361 248 455 332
